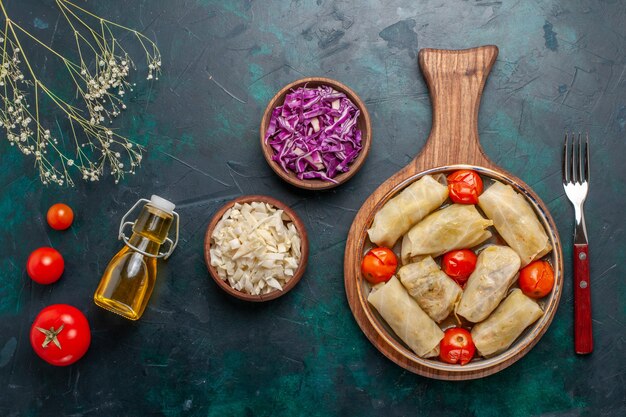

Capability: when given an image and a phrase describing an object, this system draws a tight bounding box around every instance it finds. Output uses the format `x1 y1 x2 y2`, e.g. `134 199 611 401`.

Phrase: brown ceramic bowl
204 195 309 302
260 77 371 190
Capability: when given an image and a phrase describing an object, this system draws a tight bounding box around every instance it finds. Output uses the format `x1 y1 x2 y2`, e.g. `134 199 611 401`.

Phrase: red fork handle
574 244 592 354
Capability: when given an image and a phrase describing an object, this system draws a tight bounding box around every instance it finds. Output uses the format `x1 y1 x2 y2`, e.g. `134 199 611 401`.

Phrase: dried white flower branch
0 0 161 186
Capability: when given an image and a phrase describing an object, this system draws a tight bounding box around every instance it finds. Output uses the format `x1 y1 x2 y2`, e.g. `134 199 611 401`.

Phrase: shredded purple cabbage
264 85 363 183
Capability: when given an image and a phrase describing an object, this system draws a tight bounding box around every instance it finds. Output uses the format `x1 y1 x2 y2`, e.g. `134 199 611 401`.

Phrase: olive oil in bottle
94 195 179 320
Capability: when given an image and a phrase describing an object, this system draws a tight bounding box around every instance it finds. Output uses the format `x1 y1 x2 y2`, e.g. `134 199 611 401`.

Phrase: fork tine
563 130 569 183
570 132 576 182
577 132 584 184
585 133 590 183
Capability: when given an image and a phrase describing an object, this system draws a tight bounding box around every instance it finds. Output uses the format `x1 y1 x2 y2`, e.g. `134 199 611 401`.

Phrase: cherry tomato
30 304 91 366
361 247 398 284
519 260 554 298
26 247 64 285
442 249 477 286
47 203 74 230
447 170 484 204
439 328 476 365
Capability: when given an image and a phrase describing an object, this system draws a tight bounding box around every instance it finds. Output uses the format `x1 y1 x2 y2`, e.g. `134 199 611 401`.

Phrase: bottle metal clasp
118 198 180 260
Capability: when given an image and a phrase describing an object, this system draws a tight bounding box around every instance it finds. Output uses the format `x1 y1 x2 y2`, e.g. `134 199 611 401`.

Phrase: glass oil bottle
94 195 179 320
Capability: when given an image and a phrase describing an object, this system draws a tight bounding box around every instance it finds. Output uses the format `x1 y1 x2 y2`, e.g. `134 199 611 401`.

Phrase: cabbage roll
472 289 543 357
478 181 551 267
401 204 493 264
397 256 462 323
456 245 520 322
367 175 448 248
368 276 443 358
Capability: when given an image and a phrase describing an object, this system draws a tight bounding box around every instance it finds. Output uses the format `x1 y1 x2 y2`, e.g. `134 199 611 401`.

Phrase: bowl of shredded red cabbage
261 77 371 190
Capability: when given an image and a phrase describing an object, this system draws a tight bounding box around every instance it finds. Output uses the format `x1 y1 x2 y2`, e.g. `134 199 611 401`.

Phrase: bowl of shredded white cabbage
204 195 309 301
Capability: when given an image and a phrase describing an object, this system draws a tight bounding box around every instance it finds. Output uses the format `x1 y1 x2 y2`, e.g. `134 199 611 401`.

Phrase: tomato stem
36 324 64 349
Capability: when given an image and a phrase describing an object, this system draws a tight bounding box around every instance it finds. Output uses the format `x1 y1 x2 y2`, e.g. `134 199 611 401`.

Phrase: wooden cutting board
343 45 563 380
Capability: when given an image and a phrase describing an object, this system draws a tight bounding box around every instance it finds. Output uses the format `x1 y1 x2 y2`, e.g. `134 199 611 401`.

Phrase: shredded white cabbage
210 201 302 295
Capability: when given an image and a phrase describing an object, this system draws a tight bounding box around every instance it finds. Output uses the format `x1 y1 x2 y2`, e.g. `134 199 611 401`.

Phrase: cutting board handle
415 45 499 170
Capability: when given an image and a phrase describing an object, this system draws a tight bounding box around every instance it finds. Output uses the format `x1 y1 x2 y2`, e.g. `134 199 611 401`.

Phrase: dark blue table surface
0 1 625 416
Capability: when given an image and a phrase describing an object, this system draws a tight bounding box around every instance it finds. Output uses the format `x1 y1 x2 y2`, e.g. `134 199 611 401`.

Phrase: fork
562 132 592 354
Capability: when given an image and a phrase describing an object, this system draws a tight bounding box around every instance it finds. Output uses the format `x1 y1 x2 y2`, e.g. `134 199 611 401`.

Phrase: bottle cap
150 195 176 214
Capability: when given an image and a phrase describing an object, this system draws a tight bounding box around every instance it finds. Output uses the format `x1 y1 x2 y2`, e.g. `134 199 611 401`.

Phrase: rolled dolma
471 289 544 357
397 256 462 323
456 245 521 323
478 180 551 267
367 175 448 248
401 204 493 264
368 276 444 358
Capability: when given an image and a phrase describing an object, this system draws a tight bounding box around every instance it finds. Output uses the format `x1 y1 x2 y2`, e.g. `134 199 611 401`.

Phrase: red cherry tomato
439 328 476 365
47 203 74 230
447 170 484 204
30 304 91 366
519 260 555 298
361 247 398 284
26 247 64 284
442 249 477 287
